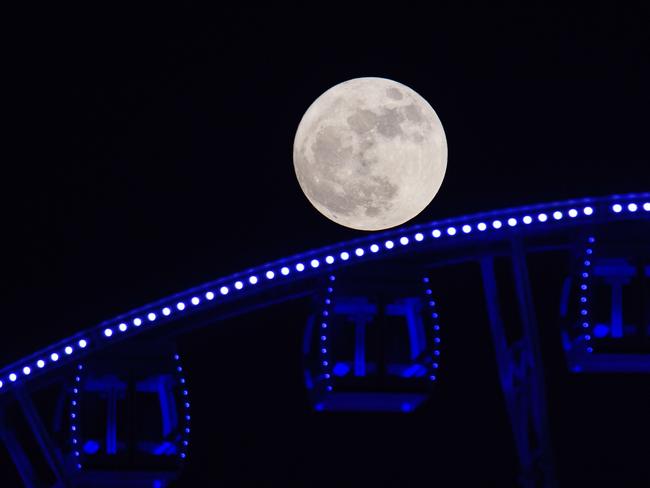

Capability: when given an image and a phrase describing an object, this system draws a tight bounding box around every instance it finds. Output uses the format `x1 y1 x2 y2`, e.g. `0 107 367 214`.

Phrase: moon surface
293 77 447 231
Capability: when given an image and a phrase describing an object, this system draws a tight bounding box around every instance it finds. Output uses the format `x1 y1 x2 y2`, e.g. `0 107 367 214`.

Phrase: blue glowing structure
304 274 443 412
0 192 647 487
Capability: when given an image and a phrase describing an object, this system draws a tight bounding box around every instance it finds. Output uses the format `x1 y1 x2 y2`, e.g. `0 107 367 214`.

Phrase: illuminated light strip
578 236 596 355
0 193 647 392
317 275 336 399
71 363 83 470
174 353 191 461
423 277 442 383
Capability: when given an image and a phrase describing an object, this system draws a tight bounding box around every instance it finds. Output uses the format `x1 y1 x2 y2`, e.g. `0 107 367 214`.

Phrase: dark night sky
3 4 650 487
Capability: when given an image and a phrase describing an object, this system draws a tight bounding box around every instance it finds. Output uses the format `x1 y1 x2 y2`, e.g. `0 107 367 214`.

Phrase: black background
3 4 650 487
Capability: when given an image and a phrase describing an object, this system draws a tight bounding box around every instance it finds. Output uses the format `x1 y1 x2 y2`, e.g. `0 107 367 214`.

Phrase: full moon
293 77 447 231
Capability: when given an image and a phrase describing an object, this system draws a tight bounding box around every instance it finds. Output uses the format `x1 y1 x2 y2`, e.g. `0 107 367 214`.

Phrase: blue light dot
581 309 588 316
321 323 327 329
585 335 591 340
220 286 229 295
177 366 183 372
584 206 594 216
434 337 441 343
507 218 517 227
434 350 440 356
37 360 45 368
584 260 591 267
51 353 59 362
9 373 17 382
104 328 113 337
329 275 335 281
581 284 588 291
322 361 328 366
177 302 186 311
162 307 171 316
325 256 335 264
628 203 638 212
266 270 275 279
325 298 331 305
568 209 578 218
447 227 457 236
78 339 87 349
586 347 593 353
340 252 350 261
370 244 379 253
281 266 290 275
612 204 622 213
400 236 409 245
582 322 589 328
462 224 472 233
320 335 327 341
23 367 30 375
321 348 327 354
310 259 320 268
553 211 563 220
324 373 331 379
586 248 593 255
580 297 587 303
492 220 502 229
644 202 650 211
119 323 127 332
385 240 394 249
433 325 440 331
423 277 430 283
432 229 442 238
133 318 142 326
181 453 186 459
65 346 73 355
326 386 333 391
322 310 329 317
523 215 533 224
191 297 200 305
538 213 548 222
477 222 487 231
582 272 589 278
205 291 215 300
415 232 424 241
148 312 156 321
433 363 439 369
425 289 432 295
235 281 244 289
355 248 364 257
429 375 437 381
249 275 259 284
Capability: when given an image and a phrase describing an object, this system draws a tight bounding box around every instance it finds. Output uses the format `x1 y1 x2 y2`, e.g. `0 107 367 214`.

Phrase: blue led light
51 353 59 362
78 339 87 348
584 206 594 215
432 229 441 238
37 360 45 368
9 373 16 382
644 202 650 211
462 224 471 233
191 297 200 305
220 286 229 295
538 213 548 222
162 307 171 317
23 366 30 375
628 203 638 212
477 222 487 231
280 266 290 275
311 259 320 268
612 204 622 213
340 252 350 261
492 220 502 229
553 211 563 220
415 232 424 241
205 291 215 300
385 240 394 249
325 256 334 264
507 218 517 227
65 346 73 355
235 281 244 289
249 275 258 284
147 312 156 321
400 236 409 245
266 270 275 279
177 302 186 311
568 209 578 218
523 216 532 224
133 318 142 326
370 244 379 253
447 227 457 236
118 323 127 332
355 248 364 257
